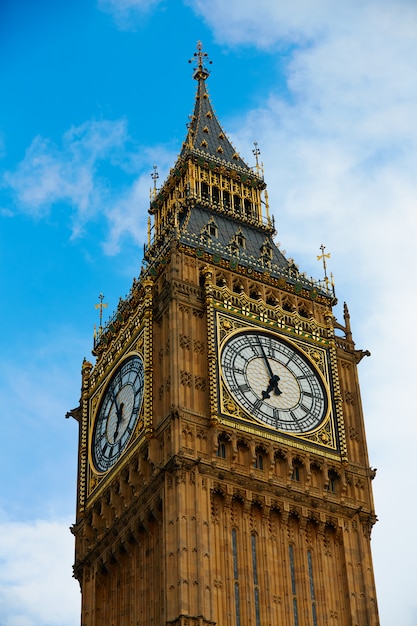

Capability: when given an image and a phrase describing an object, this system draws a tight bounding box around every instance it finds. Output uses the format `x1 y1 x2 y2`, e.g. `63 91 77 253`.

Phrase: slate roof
179 204 290 278
180 64 252 174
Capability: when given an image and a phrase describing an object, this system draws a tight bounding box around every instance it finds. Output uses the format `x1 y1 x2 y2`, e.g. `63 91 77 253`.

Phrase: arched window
326 469 339 493
292 459 302 482
232 528 241 626
289 544 299 626
217 441 226 459
254 446 266 470
254 453 263 470
223 190 231 209
201 182 209 200
307 550 318 626
251 534 261 626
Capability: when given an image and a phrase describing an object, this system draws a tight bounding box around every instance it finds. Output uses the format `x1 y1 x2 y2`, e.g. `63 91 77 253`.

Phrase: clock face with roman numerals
220 331 328 434
92 355 144 472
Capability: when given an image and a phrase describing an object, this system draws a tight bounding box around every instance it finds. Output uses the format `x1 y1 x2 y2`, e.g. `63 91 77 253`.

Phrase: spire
182 42 253 174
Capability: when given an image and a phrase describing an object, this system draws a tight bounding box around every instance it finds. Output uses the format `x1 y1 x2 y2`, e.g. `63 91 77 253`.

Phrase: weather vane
189 41 212 80
94 292 108 339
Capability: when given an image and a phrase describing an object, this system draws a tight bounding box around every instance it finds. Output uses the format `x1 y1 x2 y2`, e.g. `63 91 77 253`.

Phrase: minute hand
256 336 282 399
111 389 123 441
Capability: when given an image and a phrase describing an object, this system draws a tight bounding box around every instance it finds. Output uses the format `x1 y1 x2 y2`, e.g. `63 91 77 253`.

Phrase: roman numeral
253 398 263 411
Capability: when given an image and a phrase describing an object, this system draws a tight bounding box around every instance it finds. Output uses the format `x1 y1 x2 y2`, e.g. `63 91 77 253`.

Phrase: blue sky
1 1 417 624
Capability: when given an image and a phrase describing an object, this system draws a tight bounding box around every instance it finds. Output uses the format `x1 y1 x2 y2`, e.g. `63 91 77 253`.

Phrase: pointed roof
181 43 252 174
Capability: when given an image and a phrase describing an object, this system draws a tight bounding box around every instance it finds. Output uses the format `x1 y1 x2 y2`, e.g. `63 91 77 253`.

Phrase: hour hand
262 374 282 399
111 390 121 419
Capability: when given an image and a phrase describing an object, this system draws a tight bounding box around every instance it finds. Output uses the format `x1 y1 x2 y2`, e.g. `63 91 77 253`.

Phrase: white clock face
220 331 328 433
92 355 144 472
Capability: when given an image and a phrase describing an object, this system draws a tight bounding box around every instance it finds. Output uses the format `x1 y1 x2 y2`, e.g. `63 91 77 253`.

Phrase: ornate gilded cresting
69 43 379 626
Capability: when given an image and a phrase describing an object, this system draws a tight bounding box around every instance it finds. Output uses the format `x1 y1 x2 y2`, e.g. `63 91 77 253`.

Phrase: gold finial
252 142 261 175
94 293 108 338
264 188 270 221
189 41 212 81
147 216 151 247
317 244 331 291
252 141 264 177
151 165 159 199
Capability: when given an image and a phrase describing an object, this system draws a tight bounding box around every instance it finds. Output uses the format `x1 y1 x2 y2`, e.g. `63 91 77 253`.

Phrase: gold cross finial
317 244 331 291
94 293 108 337
189 41 212 81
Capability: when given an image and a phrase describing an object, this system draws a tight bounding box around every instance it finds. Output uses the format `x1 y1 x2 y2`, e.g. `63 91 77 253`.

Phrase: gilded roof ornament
150 165 159 200
94 293 108 340
189 40 212 81
317 244 335 296
252 141 264 177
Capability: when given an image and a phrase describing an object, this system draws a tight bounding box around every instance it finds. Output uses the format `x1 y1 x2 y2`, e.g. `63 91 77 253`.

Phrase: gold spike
151 165 159 199
317 244 331 291
94 293 108 337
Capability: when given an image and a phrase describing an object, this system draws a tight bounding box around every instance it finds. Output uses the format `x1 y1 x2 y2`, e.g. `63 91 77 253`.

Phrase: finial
94 293 108 338
252 142 261 175
252 141 264 177
147 216 151 247
343 302 352 341
189 41 212 81
317 244 331 292
151 165 159 199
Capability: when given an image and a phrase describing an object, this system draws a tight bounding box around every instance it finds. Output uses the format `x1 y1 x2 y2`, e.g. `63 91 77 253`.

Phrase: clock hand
111 390 123 441
113 404 126 442
256 336 282 399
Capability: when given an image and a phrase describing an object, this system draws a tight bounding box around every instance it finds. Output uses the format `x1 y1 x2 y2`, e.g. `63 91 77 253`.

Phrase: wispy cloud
4 118 128 222
0 516 79 626
3 120 175 253
97 0 162 30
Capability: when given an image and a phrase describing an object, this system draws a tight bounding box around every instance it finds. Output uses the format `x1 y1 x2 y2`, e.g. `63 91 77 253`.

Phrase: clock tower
70 43 379 626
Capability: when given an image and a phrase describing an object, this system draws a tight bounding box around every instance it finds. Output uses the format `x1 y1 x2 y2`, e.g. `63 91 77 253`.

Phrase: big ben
69 43 379 625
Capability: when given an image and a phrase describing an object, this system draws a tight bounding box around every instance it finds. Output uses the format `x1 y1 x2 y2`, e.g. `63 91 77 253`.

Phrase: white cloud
4 118 128 220
3 119 162 253
0 517 79 626
97 0 162 30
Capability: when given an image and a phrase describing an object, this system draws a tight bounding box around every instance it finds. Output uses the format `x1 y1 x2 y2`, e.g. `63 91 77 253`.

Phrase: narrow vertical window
307 549 318 626
254 453 263 469
232 529 240 626
289 544 299 626
251 534 261 626
217 441 226 458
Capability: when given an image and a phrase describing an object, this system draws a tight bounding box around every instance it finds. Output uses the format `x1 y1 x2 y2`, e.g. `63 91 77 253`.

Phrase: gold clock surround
216 310 340 456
